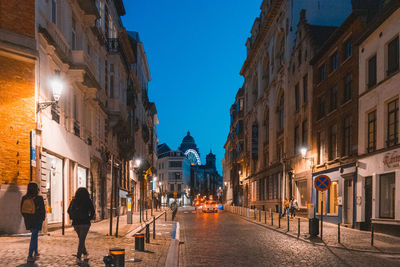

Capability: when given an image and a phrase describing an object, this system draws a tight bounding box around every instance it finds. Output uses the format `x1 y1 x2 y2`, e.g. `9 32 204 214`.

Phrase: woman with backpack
20 182 46 263
68 187 95 265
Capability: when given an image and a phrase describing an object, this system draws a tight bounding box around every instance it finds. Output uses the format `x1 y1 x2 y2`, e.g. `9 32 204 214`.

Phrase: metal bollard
265 211 267 224
109 248 125 267
278 213 281 228
371 224 374 246
254 208 256 220
298 218 300 238
165 211 167 221
146 224 150 243
153 216 156 239
259 210 261 222
338 223 341 243
287 214 290 232
135 234 145 251
271 211 273 226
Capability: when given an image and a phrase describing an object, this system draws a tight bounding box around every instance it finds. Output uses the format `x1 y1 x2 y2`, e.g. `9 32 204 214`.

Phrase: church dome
182 131 195 144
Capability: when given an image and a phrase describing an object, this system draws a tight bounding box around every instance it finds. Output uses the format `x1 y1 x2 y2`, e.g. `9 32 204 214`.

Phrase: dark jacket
67 197 95 226
20 195 46 231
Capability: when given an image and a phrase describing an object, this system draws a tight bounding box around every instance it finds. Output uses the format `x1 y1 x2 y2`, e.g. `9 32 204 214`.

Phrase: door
362 176 372 230
343 179 353 225
46 155 63 224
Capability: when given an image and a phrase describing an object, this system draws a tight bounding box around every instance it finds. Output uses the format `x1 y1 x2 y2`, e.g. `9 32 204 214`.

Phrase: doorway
361 176 372 230
343 179 353 225
46 154 63 224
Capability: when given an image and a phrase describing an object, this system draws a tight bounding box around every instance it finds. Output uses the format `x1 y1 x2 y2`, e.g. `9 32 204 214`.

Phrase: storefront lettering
383 150 400 169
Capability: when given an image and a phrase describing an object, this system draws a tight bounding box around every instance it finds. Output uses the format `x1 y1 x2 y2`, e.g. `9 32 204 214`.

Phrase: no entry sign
314 175 331 192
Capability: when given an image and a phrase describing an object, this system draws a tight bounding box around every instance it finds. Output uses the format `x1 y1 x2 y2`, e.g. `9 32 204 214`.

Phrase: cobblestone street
178 208 400 267
0 210 174 266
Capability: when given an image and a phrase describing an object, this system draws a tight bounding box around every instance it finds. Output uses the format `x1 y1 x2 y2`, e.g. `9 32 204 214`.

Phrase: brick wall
0 55 36 186
0 0 35 37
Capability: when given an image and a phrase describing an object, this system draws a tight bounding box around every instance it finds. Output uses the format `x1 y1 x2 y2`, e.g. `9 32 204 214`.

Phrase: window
278 95 284 131
110 75 114 98
387 36 399 76
295 83 300 112
387 99 399 147
294 125 299 154
343 117 352 156
72 17 76 50
379 173 395 219
330 86 337 111
317 96 326 119
298 49 302 66
73 95 78 120
367 110 377 152
328 125 337 160
329 181 339 215
317 132 324 164
368 55 377 88
178 184 181 193
169 161 182 168
317 190 326 215
331 52 338 72
51 0 57 24
303 74 308 104
296 180 307 207
277 143 283 163
302 119 307 146
170 184 174 192
319 64 326 82
344 73 352 102
344 39 353 59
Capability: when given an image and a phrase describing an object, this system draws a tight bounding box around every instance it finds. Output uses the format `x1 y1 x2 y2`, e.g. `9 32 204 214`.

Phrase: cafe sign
383 149 400 170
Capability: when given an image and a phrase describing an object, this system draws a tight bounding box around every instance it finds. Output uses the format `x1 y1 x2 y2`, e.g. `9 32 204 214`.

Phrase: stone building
357 0 400 234
223 0 352 212
0 0 158 234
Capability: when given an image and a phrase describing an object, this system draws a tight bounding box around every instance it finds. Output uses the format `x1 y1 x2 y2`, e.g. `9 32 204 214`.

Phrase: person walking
282 198 289 217
68 187 95 265
290 196 299 218
20 182 46 263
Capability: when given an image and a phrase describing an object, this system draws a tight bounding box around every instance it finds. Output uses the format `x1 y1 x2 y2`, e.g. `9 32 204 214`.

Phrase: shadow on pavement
16 263 39 267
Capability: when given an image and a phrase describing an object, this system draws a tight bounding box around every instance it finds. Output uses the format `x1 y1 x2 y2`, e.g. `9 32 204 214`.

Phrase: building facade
0 0 158 234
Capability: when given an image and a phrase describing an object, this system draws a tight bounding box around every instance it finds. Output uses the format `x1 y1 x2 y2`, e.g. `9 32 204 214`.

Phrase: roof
157 143 171 157
309 25 338 49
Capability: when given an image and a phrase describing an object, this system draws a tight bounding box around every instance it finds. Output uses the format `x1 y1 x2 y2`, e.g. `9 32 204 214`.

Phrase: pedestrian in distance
290 196 299 218
20 182 46 263
68 187 95 265
282 198 289 217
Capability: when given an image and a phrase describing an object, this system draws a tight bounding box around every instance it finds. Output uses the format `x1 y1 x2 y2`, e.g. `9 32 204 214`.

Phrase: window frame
387 36 399 76
386 98 399 147
367 110 377 153
367 54 377 88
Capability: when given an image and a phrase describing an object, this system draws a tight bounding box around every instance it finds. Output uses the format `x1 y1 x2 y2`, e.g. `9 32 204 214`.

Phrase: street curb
230 211 400 255
125 211 167 238
165 222 180 267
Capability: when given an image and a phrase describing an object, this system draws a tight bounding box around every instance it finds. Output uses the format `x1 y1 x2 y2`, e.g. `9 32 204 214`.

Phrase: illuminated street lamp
37 76 64 112
300 147 308 158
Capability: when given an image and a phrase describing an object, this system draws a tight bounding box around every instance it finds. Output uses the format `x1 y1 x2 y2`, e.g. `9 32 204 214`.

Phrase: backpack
68 199 88 221
21 198 36 215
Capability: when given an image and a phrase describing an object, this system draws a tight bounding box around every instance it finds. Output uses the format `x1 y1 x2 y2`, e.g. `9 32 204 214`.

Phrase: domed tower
206 150 216 169
179 131 201 165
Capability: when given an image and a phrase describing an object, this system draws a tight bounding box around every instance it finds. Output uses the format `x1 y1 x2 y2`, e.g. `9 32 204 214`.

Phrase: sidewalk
0 209 175 266
226 206 400 254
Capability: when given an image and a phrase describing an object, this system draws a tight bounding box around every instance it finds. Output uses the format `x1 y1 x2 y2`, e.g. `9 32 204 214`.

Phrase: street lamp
38 76 64 112
300 147 308 158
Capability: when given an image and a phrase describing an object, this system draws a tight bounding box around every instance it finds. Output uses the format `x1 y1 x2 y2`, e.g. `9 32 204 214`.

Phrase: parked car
202 200 218 213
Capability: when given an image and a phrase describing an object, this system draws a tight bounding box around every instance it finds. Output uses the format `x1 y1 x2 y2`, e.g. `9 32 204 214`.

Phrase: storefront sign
383 149 400 170
31 130 36 167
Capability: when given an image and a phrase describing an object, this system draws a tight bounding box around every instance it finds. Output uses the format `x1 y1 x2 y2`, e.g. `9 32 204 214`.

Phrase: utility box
309 218 319 237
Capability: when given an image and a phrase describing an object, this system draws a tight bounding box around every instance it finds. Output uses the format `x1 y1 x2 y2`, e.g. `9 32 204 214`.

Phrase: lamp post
158 181 162 209
133 158 142 222
300 146 314 216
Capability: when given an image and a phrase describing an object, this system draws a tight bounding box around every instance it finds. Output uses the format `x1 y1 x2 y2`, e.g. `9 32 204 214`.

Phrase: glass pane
379 173 395 218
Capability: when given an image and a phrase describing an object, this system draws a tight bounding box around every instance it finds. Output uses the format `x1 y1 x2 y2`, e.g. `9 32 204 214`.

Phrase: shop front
357 148 400 234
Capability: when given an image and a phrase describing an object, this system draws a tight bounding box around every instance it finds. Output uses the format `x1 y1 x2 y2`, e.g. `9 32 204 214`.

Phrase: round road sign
314 175 331 192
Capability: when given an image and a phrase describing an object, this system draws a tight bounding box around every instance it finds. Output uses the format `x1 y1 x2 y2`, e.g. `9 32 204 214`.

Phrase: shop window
317 190 326 215
329 181 338 215
379 173 395 219
296 180 307 207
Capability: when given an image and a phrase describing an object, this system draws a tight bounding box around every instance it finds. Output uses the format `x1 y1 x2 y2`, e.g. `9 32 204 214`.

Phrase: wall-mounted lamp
37 76 64 112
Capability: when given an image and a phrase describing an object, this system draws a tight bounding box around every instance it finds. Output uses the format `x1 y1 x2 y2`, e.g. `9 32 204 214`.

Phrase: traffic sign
216 187 222 194
314 175 331 191
173 192 177 198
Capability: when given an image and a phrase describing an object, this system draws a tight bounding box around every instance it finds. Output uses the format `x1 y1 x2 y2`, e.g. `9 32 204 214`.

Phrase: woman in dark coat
68 187 95 264
20 182 46 263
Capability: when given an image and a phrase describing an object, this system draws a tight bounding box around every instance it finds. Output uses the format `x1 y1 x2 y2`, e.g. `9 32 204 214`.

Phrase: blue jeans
29 229 39 257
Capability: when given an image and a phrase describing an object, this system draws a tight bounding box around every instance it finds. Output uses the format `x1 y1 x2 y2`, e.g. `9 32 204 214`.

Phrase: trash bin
309 218 319 237
109 248 125 267
135 233 145 251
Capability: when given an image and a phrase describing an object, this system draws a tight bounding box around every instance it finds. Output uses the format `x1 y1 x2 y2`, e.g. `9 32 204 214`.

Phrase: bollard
259 210 261 222
265 211 267 224
146 208 148 221
338 223 341 243
278 213 281 228
371 224 374 246
271 212 274 226
287 214 290 232
109 248 125 267
153 216 156 239
165 211 167 222
254 208 256 220
298 218 300 238
146 224 150 243
135 234 145 251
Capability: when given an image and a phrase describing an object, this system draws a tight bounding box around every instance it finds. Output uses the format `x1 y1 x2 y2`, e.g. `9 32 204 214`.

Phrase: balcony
77 0 100 18
71 50 97 80
39 23 71 63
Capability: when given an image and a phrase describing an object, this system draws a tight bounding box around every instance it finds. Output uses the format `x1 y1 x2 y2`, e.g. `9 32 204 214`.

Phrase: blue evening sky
122 0 262 172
